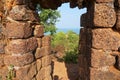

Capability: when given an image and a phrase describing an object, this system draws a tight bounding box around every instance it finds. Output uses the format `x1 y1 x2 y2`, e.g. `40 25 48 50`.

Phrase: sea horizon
44 28 80 35
57 28 80 34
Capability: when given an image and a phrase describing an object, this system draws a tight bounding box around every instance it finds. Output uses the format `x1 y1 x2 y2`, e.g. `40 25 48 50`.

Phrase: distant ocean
57 28 80 34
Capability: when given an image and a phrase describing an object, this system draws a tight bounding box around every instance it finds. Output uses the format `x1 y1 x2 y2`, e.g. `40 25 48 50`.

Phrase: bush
63 50 78 64
52 31 79 63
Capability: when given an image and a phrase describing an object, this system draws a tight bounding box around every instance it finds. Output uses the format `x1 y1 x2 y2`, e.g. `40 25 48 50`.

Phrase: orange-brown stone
0 67 8 80
36 65 51 80
116 10 120 31
8 5 40 21
15 62 37 80
90 67 117 80
95 0 114 3
0 54 4 68
4 53 34 67
34 25 44 38
91 49 115 67
94 3 116 27
35 46 51 59
37 38 42 48
3 22 32 39
42 36 51 47
5 37 37 54
41 55 51 67
92 28 120 50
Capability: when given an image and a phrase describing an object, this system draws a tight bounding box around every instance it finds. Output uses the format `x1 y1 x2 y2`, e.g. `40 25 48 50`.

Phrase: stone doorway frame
0 0 120 80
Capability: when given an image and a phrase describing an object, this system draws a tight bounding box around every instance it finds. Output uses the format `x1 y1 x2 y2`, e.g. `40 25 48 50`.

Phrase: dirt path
52 60 79 80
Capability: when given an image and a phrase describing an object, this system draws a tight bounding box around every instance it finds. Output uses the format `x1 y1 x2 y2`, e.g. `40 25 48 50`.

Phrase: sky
56 3 87 29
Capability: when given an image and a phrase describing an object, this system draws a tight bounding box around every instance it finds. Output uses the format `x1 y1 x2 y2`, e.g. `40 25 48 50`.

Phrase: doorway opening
38 3 86 80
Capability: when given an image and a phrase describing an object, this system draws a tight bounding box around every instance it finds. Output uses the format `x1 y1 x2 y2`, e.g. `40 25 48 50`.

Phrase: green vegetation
6 65 15 80
52 31 79 63
37 6 79 63
37 5 60 35
63 51 78 64
0 65 15 80
0 76 2 80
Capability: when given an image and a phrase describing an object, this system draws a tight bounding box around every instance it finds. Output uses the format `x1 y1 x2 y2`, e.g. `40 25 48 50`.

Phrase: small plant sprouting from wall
6 64 16 80
0 65 16 80
0 75 2 80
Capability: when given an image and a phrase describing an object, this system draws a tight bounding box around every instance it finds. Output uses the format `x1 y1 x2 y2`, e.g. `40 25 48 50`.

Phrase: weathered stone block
90 67 117 80
118 0 120 7
27 37 38 52
4 53 34 67
32 77 37 80
44 76 52 80
95 0 114 3
37 38 42 48
0 54 4 68
69 0 77 8
13 0 30 5
3 22 32 39
0 33 2 39
0 67 8 80
16 62 37 80
0 0 4 13
80 13 87 27
94 3 116 27
0 40 5 53
0 25 1 32
75 0 83 8
36 65 51 80
35 46 51 59
13 0 36 10
41 55 51 67
8 5 40 22
80 12 93 28
44 65 52 79
79 28 86 50
79 28 87 48
116 10 120 31
79 54 90 80
92 28 120 50
5 39 26 54
79 28 120 79
115 54 120 70
36 59 42 71
5 37 37 54
27 62 37 79
91 49 115 67
42 36 51 47
79 28 92 55
34 25 44 38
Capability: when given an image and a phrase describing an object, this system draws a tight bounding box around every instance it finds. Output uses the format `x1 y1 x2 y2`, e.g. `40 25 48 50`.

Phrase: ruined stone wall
1 0 120 80
79 0 120 80
0 0 52 80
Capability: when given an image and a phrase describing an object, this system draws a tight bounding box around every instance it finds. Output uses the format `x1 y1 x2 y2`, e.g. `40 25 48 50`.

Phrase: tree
52 31 79 63
52 31 79 52
52 31 66 47
66 31 79 52
37 5 60 35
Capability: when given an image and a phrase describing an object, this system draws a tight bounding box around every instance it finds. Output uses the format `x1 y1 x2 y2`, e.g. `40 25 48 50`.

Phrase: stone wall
0 0 52 80
79 0 120 80
1 0 120 80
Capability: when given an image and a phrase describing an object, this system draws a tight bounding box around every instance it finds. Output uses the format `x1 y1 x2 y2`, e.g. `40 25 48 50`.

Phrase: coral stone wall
0 0 52 80
79 0 120 80
1 0 120 80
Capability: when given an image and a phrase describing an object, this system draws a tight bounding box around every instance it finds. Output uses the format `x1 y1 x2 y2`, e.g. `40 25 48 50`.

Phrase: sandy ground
52 60 79 80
